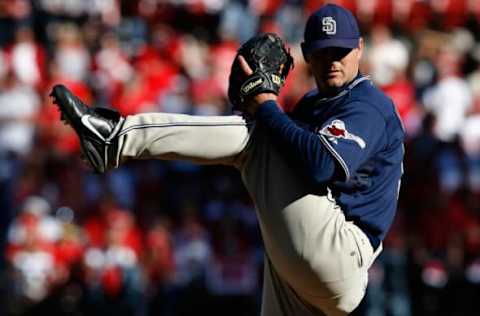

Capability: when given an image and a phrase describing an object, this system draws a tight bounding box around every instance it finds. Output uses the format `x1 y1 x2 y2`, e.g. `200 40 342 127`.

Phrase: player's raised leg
116 112 251 167
50 84 253 172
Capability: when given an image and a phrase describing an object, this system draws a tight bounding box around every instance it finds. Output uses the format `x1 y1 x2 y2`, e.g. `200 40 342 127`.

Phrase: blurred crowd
1 0 480 315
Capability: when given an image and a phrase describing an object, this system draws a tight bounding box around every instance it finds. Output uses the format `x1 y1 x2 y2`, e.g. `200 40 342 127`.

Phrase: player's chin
325 77 345 89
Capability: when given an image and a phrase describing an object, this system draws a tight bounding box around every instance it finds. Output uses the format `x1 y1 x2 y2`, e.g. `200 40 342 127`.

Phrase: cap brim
301 38 359 56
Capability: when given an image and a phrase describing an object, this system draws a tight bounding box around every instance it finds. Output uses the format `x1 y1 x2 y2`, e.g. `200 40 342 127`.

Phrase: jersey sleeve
255 101 338 184
317 101 386 181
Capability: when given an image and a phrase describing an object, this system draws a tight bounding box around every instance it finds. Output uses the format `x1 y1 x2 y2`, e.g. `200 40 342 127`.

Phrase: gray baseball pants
115 112 381 316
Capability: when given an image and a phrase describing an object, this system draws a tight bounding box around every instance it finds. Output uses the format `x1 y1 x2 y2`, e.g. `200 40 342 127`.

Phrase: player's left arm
315 103 387 181
253 100 386 183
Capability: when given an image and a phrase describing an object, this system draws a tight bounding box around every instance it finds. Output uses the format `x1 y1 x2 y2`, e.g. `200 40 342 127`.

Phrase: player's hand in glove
228 33 294 114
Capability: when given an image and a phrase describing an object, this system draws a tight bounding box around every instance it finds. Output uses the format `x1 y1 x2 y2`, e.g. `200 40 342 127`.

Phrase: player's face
307 38 363 95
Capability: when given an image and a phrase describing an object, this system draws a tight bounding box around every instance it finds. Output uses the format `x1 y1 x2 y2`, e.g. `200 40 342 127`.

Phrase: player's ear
357 37 364 61
304 54 311 63
301 42 311 63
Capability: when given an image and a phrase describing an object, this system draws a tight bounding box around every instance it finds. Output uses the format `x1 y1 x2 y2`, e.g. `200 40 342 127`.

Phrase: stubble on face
308 41 363 95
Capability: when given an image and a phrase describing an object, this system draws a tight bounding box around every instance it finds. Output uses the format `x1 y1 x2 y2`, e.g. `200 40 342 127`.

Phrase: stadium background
1 0 480 315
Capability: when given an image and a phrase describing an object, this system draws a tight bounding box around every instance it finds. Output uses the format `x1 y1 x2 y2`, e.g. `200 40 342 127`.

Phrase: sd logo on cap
301 4 360 57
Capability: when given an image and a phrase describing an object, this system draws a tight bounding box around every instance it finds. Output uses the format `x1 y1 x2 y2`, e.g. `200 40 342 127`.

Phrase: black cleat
50 84 124 173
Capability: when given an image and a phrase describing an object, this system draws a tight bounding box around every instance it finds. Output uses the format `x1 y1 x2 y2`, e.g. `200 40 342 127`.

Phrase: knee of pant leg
336 297 361 314
335 284 366 314
309 270 368 316
314 288 365 316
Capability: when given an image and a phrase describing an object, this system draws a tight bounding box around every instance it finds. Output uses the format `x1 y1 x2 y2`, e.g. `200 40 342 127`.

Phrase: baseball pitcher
51 4 404 316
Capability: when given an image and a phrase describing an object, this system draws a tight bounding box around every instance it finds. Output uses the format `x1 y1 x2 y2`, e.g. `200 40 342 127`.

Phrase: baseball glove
228 33 294 111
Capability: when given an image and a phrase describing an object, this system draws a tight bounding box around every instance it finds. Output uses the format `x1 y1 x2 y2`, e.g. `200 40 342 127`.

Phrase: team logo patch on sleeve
319 120 366 149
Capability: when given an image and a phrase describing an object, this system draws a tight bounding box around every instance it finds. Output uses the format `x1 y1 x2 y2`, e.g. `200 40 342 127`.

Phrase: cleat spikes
49 84 122 173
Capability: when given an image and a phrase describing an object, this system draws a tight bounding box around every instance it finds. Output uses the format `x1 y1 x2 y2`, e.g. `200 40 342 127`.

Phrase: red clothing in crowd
112 46 178 115
381 79 416 123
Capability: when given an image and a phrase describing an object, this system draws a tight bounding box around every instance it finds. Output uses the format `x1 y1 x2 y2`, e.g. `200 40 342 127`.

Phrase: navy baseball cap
301 4 360 56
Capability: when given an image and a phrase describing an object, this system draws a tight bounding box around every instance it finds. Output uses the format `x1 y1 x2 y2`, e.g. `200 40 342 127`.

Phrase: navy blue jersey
255 75 404 249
